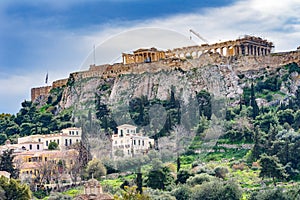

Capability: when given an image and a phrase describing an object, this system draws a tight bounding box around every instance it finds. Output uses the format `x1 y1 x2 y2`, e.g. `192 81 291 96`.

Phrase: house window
138 140 141 145
46 141 48 146
69 139 72 145
29 144 32 150
128 150 130 155
76 131 79 135
57 139 59 145
38 139 41 142
69 131 72 135
28 158 31 162
65 139 68 146
127 129 129 133
37 144 40 150
120 130 123 137
133 140 136 145
45 157 47 161
142 140 145 146
76 139 79 143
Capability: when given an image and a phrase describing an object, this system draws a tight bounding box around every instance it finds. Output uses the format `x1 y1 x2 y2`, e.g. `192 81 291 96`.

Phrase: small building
122 47 166 64
111 124 154 159
74 178 113 200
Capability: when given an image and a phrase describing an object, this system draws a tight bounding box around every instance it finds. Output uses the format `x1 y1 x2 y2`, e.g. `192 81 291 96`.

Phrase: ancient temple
122 47 166 64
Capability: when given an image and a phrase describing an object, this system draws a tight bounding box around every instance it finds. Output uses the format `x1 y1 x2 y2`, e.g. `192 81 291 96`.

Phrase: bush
249 188 288 200
186 173 215 186
48 192 72 200
191 180 242 200
171 185 191 200
176 170 192 184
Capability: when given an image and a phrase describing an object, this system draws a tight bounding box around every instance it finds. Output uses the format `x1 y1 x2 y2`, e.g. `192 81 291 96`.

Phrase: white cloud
2 0 300 113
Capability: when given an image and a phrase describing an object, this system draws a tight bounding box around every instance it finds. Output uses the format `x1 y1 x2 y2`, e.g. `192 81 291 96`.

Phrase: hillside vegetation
2 63 300 199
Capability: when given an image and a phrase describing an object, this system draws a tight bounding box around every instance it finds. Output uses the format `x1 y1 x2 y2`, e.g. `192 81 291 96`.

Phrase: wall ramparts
30 36 300 102
31 86 51 102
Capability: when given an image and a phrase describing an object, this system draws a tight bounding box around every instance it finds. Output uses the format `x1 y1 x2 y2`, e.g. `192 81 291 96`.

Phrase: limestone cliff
56 54 300 121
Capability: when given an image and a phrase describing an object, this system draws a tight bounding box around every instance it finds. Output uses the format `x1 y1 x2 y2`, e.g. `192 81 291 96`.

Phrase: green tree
0 176 31 200
0 149 19 179
250 83 259 119
48 141 58 150
114 186 151 200
0 134 7 145
146 166 174 191
171 185 191 200
277 109 294 125
186 173 215 186
293 110 300 130
176 170 192 184
259 154 288 185
191 180 242 200
249 188 288 200
196 90 212 120
84 158 107 180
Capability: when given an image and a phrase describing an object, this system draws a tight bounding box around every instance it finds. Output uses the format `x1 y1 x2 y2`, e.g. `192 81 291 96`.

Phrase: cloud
1 0 300 113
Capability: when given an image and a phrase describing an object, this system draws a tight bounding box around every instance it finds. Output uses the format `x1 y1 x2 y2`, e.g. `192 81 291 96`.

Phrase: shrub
191 180 242 200
186 173 215 186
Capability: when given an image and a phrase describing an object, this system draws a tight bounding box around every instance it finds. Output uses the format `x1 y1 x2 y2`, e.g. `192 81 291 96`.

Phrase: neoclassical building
111 124 154 159
17 127 82 151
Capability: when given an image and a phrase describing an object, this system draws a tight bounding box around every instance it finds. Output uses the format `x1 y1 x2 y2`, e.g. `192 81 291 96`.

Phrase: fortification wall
30 44 300 102
31 86 51 101
52 78 68 89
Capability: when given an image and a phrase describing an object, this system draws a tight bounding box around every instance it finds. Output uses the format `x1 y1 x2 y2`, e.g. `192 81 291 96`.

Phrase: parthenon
171 35 274 59
121 35 274 65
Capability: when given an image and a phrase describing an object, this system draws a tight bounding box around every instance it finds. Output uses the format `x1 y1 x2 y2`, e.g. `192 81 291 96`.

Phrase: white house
17 127 82 151
111 124 154 159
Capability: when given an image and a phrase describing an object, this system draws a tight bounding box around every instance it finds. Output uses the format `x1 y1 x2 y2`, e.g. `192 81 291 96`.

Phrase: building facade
17 127 82 150
111 124 154 159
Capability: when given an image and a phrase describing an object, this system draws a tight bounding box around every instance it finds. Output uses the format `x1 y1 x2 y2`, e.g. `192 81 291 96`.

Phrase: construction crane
189 29 209 45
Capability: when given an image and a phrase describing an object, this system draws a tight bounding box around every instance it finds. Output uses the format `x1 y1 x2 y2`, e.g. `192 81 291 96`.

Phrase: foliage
171 185 191 200
196 90 212 120
48 192 72 200
277 109 294 125
0 149 19 179
0 176 31 200
84 158 107 180
146 165 175 191
176 169 192 184
114 186 151 200
191 180 242 200
249 188 288 200
214 166 229 179
0 100 73 142
259 154 288 185
250 83 259 119
48 141 59 150
186 173 215 186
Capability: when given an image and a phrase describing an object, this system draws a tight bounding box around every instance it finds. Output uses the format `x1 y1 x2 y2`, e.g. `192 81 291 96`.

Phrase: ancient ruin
30 35 300 102
172 35 273 58
122 47 166 64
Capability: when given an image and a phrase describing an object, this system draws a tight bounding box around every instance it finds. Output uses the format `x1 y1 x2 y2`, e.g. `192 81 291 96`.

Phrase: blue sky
1 0 300 114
